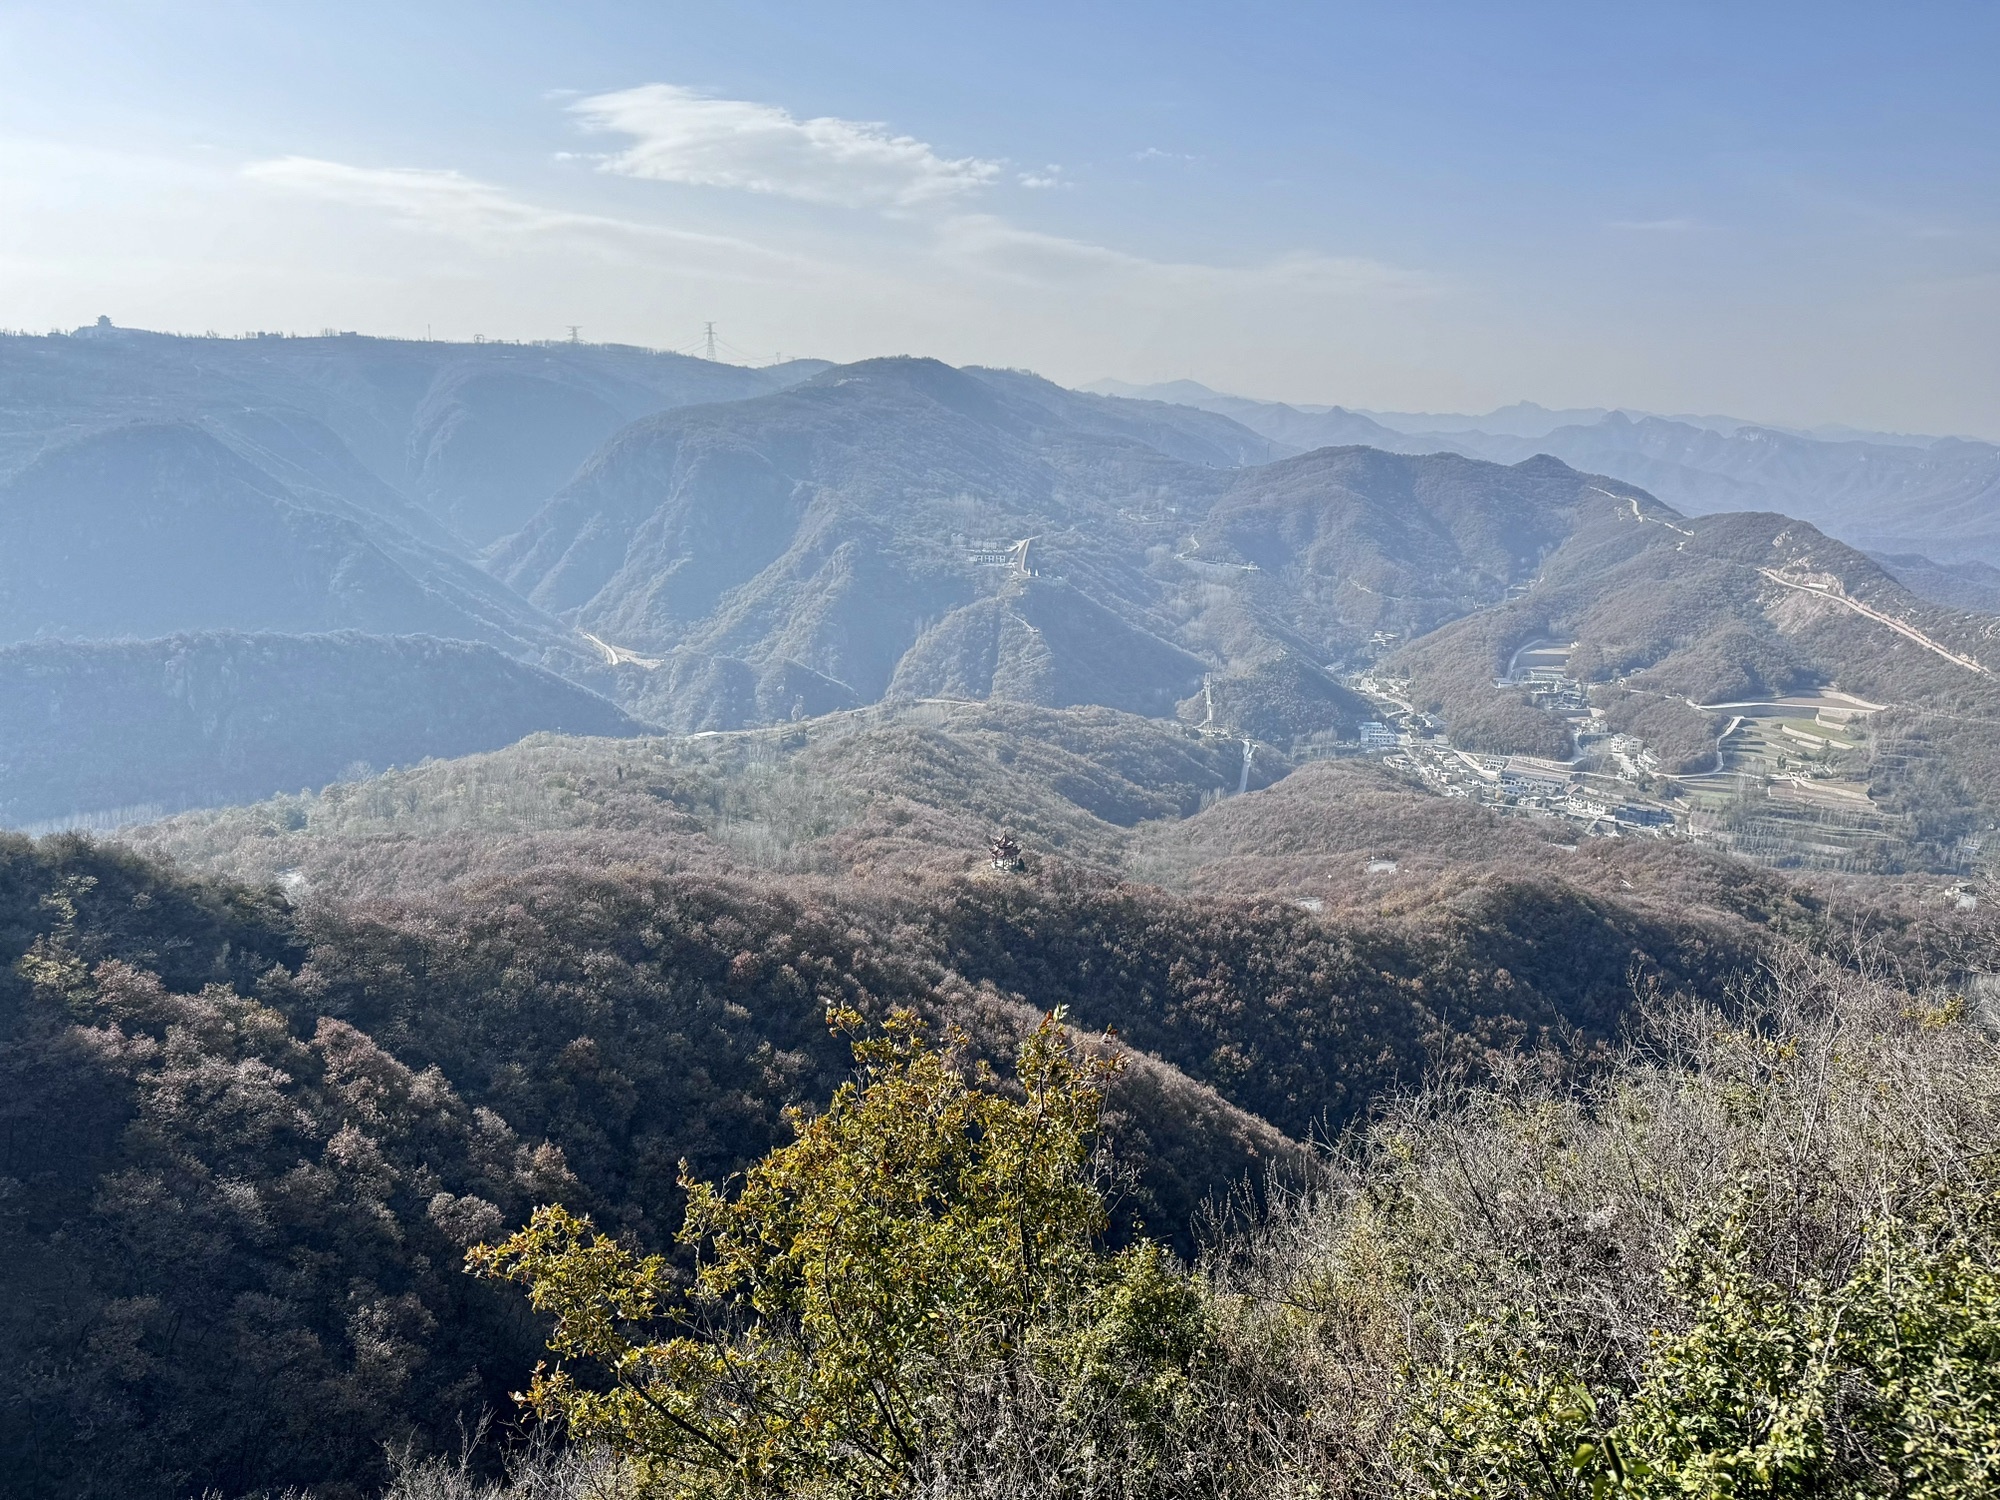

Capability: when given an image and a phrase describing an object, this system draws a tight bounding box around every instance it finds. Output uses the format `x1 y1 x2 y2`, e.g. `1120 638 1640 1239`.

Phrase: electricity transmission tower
703 322 718 360
566 325 582 344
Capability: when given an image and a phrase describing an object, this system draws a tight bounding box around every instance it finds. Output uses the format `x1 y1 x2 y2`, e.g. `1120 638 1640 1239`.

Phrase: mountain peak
803 355 1016 423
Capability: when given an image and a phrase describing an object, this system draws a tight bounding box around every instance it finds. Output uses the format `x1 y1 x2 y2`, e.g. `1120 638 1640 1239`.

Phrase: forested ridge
1 775 1906 1500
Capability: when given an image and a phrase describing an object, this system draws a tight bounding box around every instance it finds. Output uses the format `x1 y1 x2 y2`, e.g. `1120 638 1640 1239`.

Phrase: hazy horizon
19 319 1992 449
3 3 1997 437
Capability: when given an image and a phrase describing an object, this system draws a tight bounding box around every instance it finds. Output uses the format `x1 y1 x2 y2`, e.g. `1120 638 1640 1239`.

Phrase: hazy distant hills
0 631 647 827
6 326 1998 856
1095 378 2000 569
490 358 1654 734
0 422 571 655
494 358 1245 703
1868 552 2000 615
1088 381 1616 441
0 327 822 810
0 325 822 545
1088 380 1408 452
966 367 1291 468
1483 414 2000 563
6 335 1313 820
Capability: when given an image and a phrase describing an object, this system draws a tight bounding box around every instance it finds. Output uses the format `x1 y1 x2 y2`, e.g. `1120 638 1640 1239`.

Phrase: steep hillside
1178 652 1372 742
0 423 570 657
613 647 864 732
493 357 1244 705
6 811 1955 1500
495 360 1651 735
0 833 1293 1500
888 576 1208 716
0 632 646 827
1396 506 2000 716
920 863 1757 1143
122 701 1284 895
1390 501 2000 844
1190 448 1643 646
1102 378 2000 567
31 747 1808 1497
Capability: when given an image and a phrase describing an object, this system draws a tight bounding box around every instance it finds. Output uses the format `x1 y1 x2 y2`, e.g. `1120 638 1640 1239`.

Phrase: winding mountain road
582 632 664 670
1594 479 1991 679
1755 568 1992 677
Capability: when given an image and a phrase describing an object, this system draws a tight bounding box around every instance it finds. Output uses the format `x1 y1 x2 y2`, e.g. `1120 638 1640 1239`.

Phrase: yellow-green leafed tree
471 1007 1197 1499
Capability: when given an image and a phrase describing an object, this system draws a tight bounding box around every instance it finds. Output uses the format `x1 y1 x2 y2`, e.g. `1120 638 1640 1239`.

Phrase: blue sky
2 1 1995 433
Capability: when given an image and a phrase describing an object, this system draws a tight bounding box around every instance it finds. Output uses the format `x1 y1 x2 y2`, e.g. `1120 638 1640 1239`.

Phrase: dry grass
900 929 2000 1500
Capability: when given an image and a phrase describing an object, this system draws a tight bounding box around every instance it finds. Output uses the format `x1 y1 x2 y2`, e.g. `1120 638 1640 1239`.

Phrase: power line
657 325 796 367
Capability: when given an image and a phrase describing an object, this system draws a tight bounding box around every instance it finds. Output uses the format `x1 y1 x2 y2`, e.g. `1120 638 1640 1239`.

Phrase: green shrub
473 1009 1205 1500
1407 1189 2000 1499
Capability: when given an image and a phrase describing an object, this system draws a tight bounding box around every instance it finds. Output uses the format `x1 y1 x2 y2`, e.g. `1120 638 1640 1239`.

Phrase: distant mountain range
492 358 1249 711
491 357 1662 734
0 421 566 656
1 323 823 545
1086 379 2000 568
4 325 1997 854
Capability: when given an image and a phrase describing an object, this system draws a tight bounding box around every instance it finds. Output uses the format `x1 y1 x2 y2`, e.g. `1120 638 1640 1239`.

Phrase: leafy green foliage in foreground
1188 945 2000 1500
1409 1195 2000 1499
467 935 2000 1500
5 823 1986 1500
474 1011 1202 1499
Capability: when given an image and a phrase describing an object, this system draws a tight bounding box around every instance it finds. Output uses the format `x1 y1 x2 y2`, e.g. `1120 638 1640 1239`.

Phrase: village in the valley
1333 639 1921 871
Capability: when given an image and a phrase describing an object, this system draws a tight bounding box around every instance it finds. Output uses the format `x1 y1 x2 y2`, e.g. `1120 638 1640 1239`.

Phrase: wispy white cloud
571 84 1000 209
1018 165 1066 190
246 157 592 235
231 119 1443 388
934 214 1442 299
241 156 797 272
239 153 1437 328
